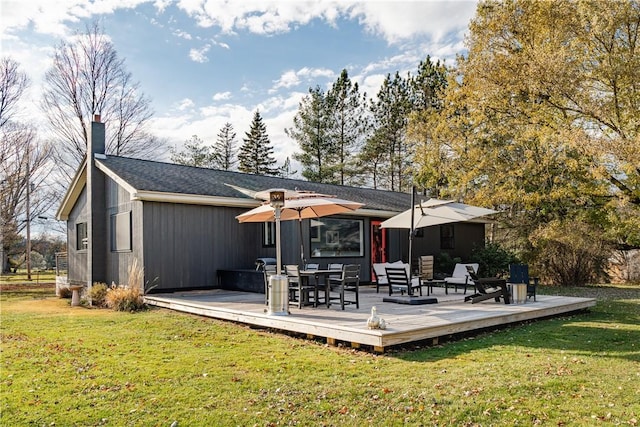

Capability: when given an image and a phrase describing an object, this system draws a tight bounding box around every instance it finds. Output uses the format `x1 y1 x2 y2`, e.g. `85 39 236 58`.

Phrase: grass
1 283 639 426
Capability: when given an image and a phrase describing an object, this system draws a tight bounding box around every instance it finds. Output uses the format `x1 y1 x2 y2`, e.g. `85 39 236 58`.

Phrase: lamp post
269 190 285 274
25 160 32 281
0 179 5 274
267 190 288 315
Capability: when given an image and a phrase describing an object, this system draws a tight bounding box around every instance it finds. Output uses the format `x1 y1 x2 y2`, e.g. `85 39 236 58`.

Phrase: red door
370 221 387 279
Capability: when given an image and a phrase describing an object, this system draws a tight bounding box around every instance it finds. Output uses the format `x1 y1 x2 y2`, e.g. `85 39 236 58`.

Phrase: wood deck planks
145 287 595 352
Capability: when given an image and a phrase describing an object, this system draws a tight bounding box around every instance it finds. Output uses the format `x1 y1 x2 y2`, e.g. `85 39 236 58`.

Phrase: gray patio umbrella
380 198 498 229
380 195 498 279
236 190 364 269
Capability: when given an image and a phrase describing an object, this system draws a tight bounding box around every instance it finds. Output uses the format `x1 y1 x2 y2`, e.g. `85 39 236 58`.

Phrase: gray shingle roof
99 156 412 213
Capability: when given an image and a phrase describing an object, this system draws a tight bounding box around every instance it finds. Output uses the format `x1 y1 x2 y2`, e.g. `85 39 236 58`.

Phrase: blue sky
1 0 478 167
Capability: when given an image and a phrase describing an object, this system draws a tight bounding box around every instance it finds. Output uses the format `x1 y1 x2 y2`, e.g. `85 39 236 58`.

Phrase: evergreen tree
406 57 450 197
326 69 369 186
170 135 214 168
363 72 411 192
238 110 278 175
286 86 334 182
408 56 448 112
278 156 297 178
212 122 237 170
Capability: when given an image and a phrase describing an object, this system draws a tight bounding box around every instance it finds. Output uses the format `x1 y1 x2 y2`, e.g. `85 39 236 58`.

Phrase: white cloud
361 52 419 75
153 0 172 13
178 1 321 34
0 0 149 38
348 1 477 44
189 44 210 62
176 98 196 111
272 70 300 91
172 28 192 39
271 67 336 93
212 91 232 101
175 1 477 44
267 108 299 165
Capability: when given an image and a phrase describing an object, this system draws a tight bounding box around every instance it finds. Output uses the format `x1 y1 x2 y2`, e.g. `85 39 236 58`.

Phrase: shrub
471 242 519 277
90 282 108 308
104 259 147 312
127 258 144 290
58 286 72 299
104 285 146 312
530 220 610 286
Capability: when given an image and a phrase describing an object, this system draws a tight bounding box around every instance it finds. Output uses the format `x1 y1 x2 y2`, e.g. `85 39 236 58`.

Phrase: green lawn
1 284 638 426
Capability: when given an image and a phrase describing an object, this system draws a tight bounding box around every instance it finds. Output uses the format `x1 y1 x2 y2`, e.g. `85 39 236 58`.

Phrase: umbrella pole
275 206 282 275
298 217 305 268
408 185 415 295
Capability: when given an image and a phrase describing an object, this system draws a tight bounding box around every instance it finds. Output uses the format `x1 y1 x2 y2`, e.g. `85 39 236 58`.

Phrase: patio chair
373 261 408 294
285 264 316 308
328 264 360 310
418 255 435 295
509 264 538 301
302 262 321 294
464 266 510 304
372 263 388 294
327 263 343 280
263 264 277 305
385 266 422 296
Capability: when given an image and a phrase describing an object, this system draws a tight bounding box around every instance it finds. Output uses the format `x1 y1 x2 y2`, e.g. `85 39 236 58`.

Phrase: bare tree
1 58 59 273
1 123 54 272
0 57 30 129
41 22 162 180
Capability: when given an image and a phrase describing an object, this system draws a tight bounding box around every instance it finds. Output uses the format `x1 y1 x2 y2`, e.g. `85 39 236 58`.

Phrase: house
56 117 488 293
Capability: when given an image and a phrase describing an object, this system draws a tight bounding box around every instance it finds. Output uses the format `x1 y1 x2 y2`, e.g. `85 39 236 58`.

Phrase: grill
255 257 277 271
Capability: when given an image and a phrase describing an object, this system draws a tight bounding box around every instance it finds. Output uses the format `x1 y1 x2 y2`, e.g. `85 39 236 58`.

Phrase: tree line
2 1 639 283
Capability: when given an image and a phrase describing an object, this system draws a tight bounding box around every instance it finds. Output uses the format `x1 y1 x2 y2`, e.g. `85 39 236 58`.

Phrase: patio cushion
373 260 407 284
444 263 479 285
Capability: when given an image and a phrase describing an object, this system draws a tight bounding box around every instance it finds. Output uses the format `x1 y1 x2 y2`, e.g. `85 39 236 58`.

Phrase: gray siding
140 203 376 291
104 176 142 287
67 189 88 285
142 202 274 291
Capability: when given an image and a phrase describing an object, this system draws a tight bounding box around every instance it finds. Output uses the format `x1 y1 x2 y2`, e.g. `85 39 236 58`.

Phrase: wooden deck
145 286 596 352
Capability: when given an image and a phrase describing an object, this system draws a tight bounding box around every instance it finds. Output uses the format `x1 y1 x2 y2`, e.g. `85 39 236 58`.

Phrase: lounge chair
444 263 479 293
464 266 511 304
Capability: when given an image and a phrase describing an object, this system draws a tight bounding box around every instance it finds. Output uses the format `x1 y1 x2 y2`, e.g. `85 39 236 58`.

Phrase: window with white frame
76 222 87 250
309 218 363 258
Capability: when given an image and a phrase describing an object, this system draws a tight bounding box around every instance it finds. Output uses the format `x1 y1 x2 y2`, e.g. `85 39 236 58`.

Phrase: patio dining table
300 269 342 308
